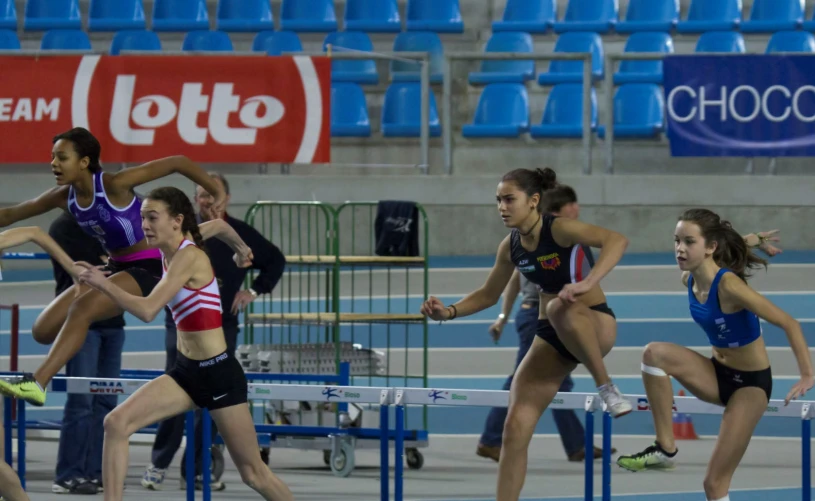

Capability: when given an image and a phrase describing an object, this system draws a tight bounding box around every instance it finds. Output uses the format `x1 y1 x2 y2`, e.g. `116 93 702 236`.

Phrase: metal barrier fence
442 52 594 175
4 375 812 501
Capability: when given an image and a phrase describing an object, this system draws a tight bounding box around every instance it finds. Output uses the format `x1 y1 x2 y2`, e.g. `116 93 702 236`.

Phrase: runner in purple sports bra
0 127 252 407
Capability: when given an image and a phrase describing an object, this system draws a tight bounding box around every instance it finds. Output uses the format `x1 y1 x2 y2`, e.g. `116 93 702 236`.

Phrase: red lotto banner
0 55 331 164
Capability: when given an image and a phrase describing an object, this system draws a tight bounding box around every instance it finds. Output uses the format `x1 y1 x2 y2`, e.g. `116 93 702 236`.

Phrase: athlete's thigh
70 272 143 323
110 375 195 435
32 283 94 341
648 342 721 405
706 387 767 480
210 403 262 468
511 336 577 414
586 308 618 356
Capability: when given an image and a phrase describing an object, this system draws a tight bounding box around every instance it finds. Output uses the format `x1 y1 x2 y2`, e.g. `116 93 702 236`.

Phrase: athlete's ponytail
501 167 560 213
146 187 206 251
678 208 767 282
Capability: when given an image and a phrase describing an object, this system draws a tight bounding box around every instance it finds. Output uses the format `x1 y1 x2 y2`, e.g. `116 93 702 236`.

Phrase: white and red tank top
162 239 222 332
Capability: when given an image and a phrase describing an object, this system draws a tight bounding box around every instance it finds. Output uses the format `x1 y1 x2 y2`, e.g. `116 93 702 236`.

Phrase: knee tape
641 363 667 377
707 496 729 501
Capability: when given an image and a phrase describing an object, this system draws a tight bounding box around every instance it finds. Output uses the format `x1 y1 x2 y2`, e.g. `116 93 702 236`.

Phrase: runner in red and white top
76 186 293 501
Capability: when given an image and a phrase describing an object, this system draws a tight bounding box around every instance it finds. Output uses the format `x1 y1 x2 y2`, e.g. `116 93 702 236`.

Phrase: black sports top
509 213 594 295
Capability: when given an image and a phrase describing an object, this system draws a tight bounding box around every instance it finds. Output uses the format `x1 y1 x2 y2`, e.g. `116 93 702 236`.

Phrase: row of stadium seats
330 81 664 140
6 0 815 35
6 28 814 88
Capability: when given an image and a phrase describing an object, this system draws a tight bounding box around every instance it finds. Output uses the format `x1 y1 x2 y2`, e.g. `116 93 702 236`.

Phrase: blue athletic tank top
509 214 594 295
688 268 761 348
67 171 145 252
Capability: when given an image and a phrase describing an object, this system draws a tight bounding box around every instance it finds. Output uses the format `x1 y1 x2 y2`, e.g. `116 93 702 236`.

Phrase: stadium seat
0 0 17 31
553 0 617 34
0 29 20 49
24 0 81 31
40 29 91 50
766 30 815 53
616 0 678 33
406 0 464 33
152 0 209 32
182 30 233 51
280 0 337 32
469 32 535 85
323 31 378 85
390 31 444 84
598 84 664 139
88 0 146 31
530 83 597 138
462 84 530 138
742 0 803 33
331 83 371 137
381 82 442 137
537 32 604 85
694 31 745 53
110 30 162 54
216 0 274 32
614 32 673 84
677 0 740 33
803 8 815 31
344 0 400 33
492 0 555 34
253 30 302 54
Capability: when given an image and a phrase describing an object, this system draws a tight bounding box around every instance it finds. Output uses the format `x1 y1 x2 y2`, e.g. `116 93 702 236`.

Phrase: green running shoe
0 373 46 407
616 442 677 472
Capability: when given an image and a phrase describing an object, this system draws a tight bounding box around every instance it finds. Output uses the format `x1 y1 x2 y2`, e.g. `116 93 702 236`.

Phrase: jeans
479 305 585 456
151 323 239 475
55 327 125 483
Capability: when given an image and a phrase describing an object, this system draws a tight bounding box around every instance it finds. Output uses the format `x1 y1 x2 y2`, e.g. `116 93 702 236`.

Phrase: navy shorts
712 357 772 405
168 351 248 410
104 257 162 297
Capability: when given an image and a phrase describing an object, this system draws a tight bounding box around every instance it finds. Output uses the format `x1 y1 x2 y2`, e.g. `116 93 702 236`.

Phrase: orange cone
672 390 699 440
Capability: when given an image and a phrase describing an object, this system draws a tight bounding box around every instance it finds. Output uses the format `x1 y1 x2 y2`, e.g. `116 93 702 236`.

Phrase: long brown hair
679 208 767 281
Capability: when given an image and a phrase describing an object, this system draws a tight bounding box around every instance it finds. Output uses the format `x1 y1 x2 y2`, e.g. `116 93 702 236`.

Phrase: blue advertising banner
663 55 815 157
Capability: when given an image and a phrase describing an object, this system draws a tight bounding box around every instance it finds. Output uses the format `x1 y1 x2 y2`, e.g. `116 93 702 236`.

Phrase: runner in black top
420 167 631 501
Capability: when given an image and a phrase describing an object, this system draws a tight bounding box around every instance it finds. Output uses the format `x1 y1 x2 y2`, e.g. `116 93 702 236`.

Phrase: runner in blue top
617 208 812 501
0 127 251 407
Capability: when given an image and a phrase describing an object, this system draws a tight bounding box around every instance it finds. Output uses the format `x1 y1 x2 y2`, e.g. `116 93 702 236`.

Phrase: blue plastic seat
331 83 371 137
88 0 146 31
344 0 400 33
462 84 530 138
110 29 161 54
614 32 673 84
530 84 597 138
280 0 337 32
381 82 441 137
616 0 678 33
406 0 463 33
216 0 274 32
323 31 378 85
677 0 741 33
538 32 604 85
553 0 617 34
40 29 91 50
390 32 443 84
0 0 17 30
152 0 209 31
803 6 815 31
253 30 302 54
766 30 815 53
182 30 233 51
24 0 81 31
492 0 555 34
742 0 803 33
694 31 745 52
469 32 535 85
0 29 20 49
598 84 664 139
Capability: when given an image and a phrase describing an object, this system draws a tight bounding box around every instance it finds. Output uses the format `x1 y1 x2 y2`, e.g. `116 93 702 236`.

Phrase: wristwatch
498 313 506 321
248 288 258 298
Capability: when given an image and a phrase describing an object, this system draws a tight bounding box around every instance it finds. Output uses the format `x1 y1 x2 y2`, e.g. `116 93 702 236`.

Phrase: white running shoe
599 383 633 418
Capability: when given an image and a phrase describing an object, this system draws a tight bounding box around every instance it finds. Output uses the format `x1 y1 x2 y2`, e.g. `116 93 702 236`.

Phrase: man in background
143 172 286 491
49 211 125 494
